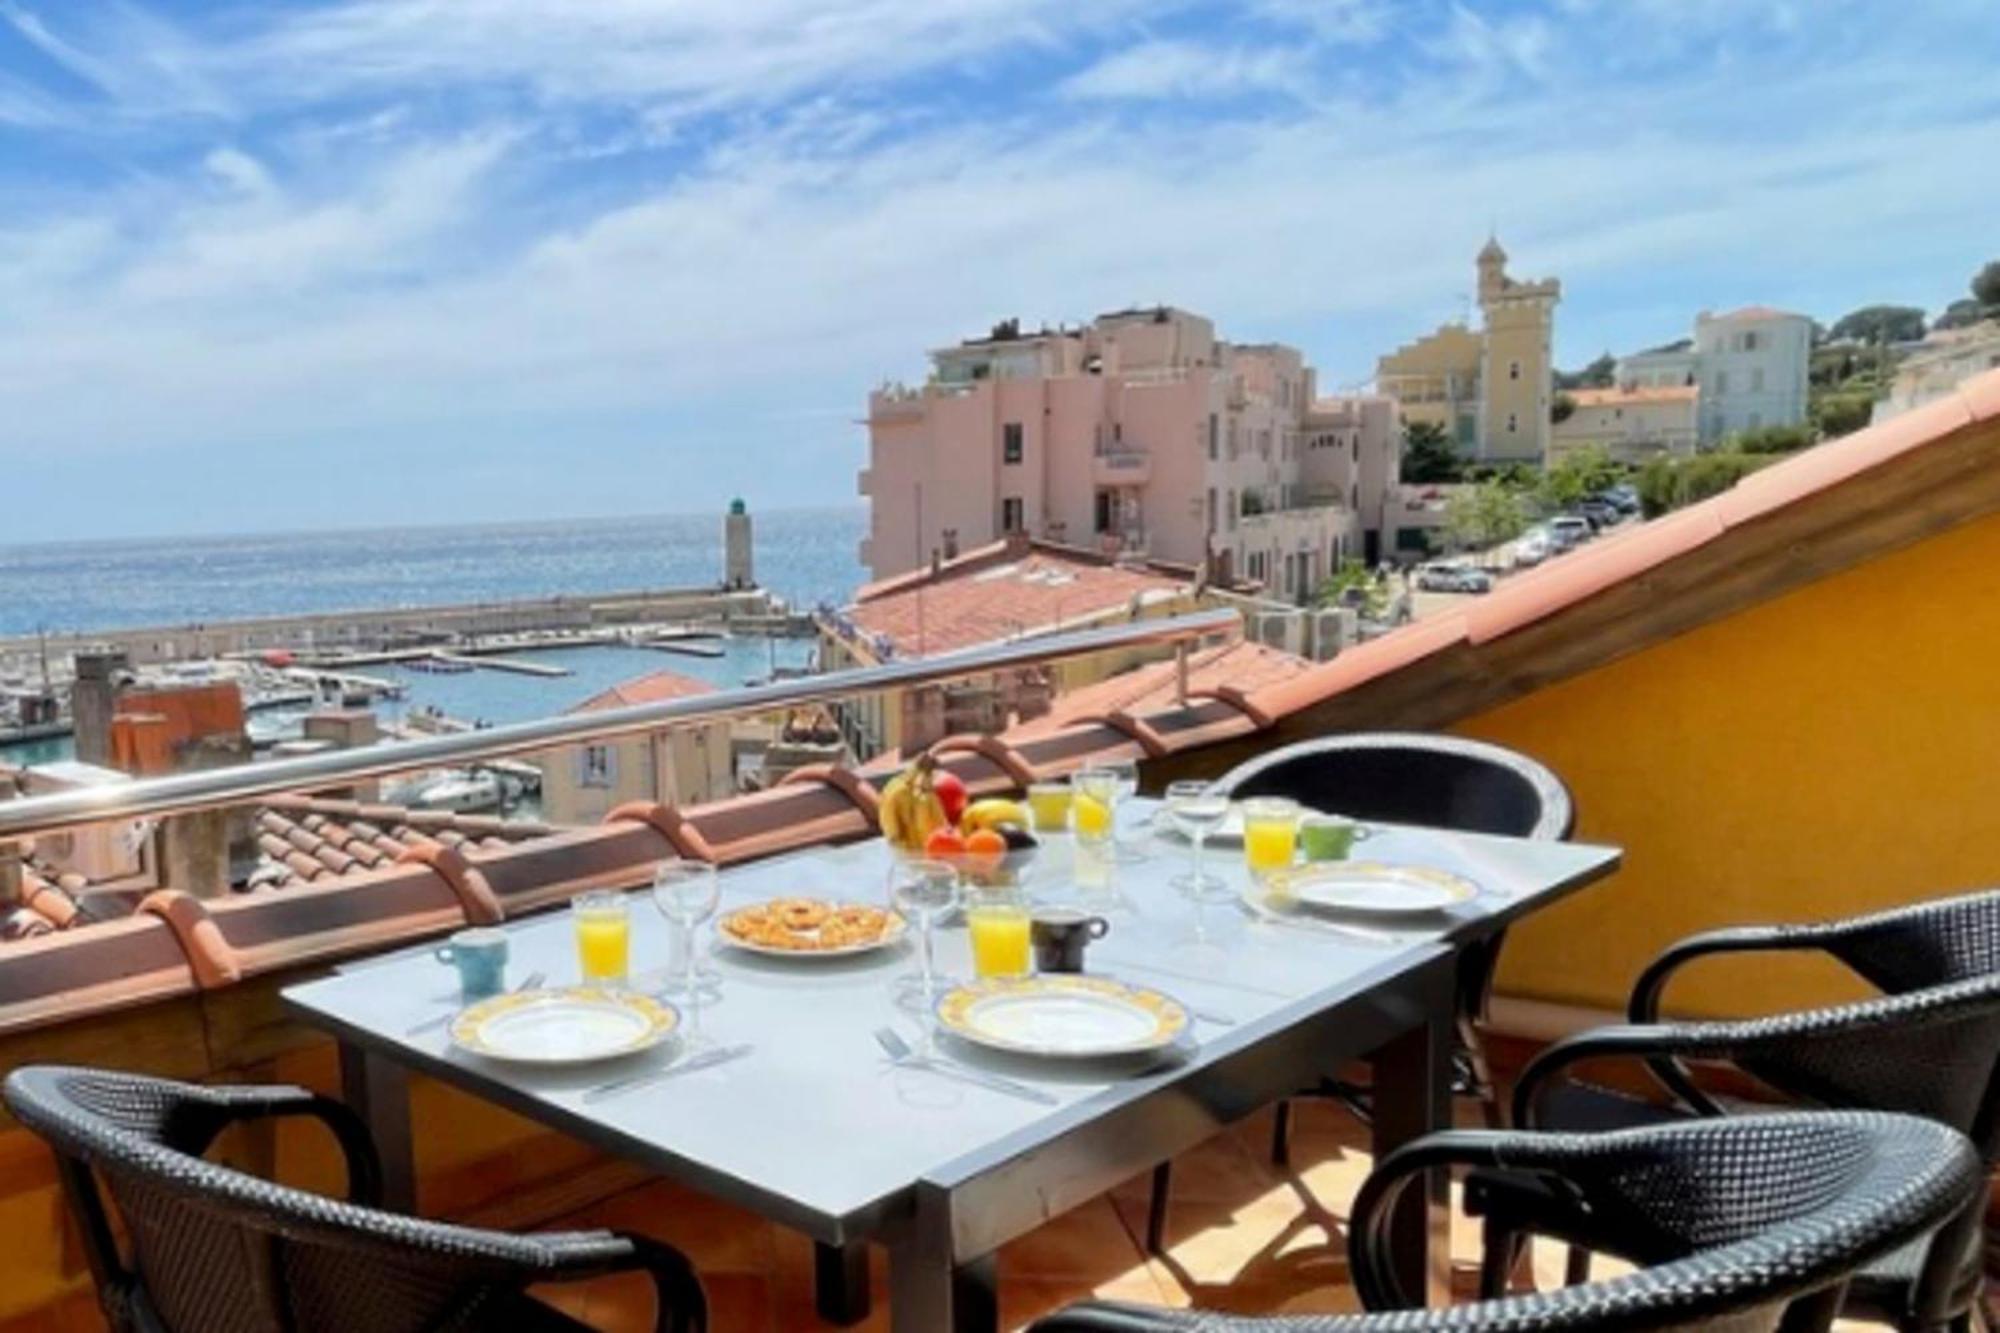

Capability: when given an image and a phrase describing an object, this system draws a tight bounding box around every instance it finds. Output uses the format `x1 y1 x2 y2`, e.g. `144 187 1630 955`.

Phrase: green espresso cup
1299 815 1372 862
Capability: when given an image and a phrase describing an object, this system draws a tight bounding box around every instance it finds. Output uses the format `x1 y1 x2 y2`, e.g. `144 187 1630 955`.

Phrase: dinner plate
449 987 677 1064
1267 862 1478 918
717 901 908 958
934 975 1189 1058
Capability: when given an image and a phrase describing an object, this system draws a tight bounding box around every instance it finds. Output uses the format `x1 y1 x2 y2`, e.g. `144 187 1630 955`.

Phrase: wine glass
891 859 962 1022
652 861 721 1048
1166 780 1231 901
1099 756 1150 864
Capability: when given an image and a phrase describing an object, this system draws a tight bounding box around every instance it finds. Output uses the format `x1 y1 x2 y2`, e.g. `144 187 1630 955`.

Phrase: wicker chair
1466 966 2000 1331
1145 732 1573 1254
3 1065 708 1333
1033 1112 1983 1332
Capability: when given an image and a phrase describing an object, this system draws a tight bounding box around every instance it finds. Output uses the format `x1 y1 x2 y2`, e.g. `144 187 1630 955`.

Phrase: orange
924 826 967 856
964 828 1007 857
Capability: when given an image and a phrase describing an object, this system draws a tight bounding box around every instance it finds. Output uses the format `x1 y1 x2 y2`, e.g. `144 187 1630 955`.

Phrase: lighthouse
723 498 754 590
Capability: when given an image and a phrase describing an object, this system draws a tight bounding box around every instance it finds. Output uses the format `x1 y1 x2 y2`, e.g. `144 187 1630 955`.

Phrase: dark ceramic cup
1030 909 1111 974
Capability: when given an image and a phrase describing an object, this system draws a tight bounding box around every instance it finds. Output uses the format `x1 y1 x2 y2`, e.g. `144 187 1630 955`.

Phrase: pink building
860 308 1403 602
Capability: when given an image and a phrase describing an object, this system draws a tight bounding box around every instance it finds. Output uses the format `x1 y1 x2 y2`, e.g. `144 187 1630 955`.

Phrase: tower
1475 237 1560 463
723 498 754 590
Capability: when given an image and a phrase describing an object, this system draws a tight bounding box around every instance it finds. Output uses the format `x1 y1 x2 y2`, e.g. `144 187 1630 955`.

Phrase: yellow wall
1461 507 2000 1018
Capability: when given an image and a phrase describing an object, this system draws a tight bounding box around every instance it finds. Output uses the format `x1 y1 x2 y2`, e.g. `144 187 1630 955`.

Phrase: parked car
1577 498 1621 529
1547 515 1593 550
1511 528 1552 567
1600 484 1641 515
1415 561 1495 594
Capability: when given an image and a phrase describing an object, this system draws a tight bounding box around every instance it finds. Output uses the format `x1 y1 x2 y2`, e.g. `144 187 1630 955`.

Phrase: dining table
283 799 1621 1331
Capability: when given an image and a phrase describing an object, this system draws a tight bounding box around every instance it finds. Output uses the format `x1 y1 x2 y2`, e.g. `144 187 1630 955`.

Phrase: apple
932 769 969 826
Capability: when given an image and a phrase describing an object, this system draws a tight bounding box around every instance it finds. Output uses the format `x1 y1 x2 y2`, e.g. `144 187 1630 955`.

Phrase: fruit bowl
932 840 1039 888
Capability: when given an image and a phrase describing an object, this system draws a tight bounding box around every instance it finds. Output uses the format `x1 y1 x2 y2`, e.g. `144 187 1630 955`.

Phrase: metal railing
0 608 1241 842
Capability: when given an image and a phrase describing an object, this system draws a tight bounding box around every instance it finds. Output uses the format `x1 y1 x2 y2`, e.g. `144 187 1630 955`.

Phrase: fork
408 970 545 1037
873 1027 1058 1105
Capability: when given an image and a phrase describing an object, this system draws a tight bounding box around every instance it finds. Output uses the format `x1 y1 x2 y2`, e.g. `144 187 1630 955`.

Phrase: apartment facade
1618 308 1811 446
1376 238 1560 465
1550 385 1700 463
1873 320 2000 422
860 307 1399 601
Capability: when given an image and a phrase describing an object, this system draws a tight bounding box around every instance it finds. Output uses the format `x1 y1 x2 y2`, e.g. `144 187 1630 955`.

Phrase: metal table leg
337 1040 416 1212
888 1182 998 1333
1370 1000 1452 1306
815 1239 871 1325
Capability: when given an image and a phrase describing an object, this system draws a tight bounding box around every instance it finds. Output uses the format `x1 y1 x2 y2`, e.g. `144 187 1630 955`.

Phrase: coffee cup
1299 814 1374 863
1031 909 1110 974
435 927 509 1002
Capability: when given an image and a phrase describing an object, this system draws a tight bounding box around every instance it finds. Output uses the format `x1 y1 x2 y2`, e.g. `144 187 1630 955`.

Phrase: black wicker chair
3 1065 708 1333
1033 1112 1983 1333
1145 732 1573 1254
1465 966 2000 1331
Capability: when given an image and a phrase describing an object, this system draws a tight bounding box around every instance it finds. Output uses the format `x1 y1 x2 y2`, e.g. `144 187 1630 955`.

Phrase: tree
1554 352 1615 391
1443 482 1527 555
1812 393 1873 440
1400 420 1464 483
1316 559 1387 618
1728 423 1815 455
1830 305 1926 346
1551 391 1576 424
1933 298 1987 332
1973 260 2000 310
1537 444 1619 511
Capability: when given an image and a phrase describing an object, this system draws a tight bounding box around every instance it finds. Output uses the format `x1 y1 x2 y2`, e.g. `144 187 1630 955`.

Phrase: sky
1 0 1996 543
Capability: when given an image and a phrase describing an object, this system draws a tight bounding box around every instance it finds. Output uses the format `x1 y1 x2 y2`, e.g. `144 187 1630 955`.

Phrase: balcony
1 379 1997 1333
1092 443 1151 484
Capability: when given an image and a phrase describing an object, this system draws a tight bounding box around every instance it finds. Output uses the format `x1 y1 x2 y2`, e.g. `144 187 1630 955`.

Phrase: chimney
71 649 132 767
929 548 943 577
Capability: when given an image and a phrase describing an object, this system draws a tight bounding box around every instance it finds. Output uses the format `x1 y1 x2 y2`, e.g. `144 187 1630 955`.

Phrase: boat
405 656 475 675
409 770 506 814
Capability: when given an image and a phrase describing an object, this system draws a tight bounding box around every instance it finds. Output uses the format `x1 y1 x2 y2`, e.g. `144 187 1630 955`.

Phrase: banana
878 755 943 851
878 770 911 847
962 798 1028 833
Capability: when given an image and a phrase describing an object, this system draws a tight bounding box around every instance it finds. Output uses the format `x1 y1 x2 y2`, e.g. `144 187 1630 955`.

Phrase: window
1002 422 1023 464
1742 331 1760 351
1351 482 1359 509
1001 497 1024 532
1206 488 1217 534
1094 491 1114 533
1226 489 1237 532
1507 412 1518 433
1352 437 1359 463
1112 421 1122 443
1208 413 1218 460
1509 360 1521 381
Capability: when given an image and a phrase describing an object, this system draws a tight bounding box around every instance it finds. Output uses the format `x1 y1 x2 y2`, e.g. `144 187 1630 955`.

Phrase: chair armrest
164 1084 383 1207
1628 923 1844 1023
1027 1303 1229 1330
1512 1023 1736 1129
531 1232 707 1333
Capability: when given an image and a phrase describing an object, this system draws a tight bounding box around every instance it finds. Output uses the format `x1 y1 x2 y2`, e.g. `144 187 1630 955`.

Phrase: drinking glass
1099 756 1149 863
1026 779 1074 833
965 883 1031 979
892 859 962 1014
1166 780 1231 900
1071 767 1119 851
572 890 630 986
1241 797 1302 880
651 862 722 1046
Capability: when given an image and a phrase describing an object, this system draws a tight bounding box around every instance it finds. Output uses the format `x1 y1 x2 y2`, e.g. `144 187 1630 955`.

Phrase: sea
0 505 867 764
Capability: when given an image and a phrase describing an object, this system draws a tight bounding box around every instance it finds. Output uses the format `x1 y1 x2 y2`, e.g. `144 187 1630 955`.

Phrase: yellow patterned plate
1266 862 1478 919
934 975 1189 1058
449 987 677 1065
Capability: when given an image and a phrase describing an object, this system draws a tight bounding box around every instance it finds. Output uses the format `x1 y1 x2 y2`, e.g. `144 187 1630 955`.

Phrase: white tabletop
285 804 1619 1233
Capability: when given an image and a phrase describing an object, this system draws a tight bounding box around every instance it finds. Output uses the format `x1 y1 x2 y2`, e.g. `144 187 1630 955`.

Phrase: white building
1617 307 1812 447
1873 322 2000 422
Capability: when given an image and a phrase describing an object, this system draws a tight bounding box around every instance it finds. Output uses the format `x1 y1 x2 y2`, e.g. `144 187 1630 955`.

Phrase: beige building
1874 321 2000 422
535 671 734 824
1551 385 1700 463
1376 239 1560 465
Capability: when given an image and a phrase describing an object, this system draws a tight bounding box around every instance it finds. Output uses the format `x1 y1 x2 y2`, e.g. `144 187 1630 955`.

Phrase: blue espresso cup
435 927 509 1002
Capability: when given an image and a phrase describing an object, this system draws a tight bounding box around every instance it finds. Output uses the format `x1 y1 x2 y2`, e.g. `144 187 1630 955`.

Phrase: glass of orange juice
966 885 1032 980
1241 798 1302 879
573 890 631 986
1027 779 1073 833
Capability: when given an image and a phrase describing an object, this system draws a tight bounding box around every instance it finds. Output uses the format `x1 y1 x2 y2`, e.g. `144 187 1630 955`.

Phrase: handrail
0 608 1241 841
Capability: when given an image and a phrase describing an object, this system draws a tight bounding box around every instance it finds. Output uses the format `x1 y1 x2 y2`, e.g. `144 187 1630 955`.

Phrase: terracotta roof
1709 305 1807 323
1571 385 1698 406
1013 640 1315 738
1 368 1994 1036
250 796 562 889
842 548 1191 658
570 670 715 714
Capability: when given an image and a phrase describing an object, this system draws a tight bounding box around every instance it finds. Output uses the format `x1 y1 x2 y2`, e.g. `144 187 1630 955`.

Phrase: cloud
0 0 1995 538
1058 39 1313 102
